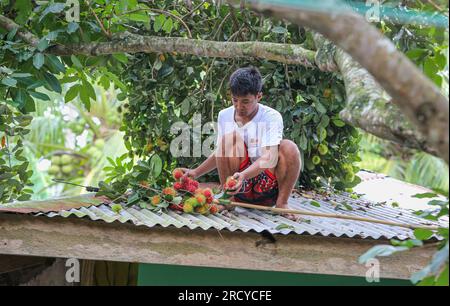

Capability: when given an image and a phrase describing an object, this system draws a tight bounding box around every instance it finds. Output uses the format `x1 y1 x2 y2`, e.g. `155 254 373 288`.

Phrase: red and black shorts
233 145 279 206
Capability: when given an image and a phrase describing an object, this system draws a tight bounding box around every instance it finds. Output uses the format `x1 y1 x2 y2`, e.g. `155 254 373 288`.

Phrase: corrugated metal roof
0 188 445 241
355 170 448 212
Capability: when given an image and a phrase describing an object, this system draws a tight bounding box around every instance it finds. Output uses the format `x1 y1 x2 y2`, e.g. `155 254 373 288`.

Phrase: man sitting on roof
179 67 302 220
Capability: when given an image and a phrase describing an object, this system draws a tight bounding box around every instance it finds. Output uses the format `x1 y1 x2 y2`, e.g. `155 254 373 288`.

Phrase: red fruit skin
173 169 183 180
225 177 238 190
203 189 212 198
206 197 213 204
209 205 219 214
173 182 183 190
191 181 199 188
187 185 197 193
169 203 184 211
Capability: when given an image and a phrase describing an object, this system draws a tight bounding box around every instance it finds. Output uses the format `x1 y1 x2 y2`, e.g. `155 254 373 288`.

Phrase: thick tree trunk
312 33 435 155
241 0 449 164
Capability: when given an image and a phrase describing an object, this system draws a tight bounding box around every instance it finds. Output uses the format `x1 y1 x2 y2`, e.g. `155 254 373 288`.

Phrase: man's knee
279 140 301 163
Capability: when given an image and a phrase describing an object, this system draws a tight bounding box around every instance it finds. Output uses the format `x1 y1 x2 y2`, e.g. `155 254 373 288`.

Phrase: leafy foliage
0 103 33 202
114 1 361 189
360 192 449 286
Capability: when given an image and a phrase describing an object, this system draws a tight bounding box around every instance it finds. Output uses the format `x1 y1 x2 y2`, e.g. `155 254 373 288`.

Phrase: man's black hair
229 67 263 96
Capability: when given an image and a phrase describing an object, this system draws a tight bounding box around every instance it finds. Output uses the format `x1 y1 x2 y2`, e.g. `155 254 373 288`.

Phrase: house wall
137 263 411 286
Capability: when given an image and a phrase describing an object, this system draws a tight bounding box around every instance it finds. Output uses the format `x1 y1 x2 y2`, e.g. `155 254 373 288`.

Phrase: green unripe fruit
62 165 73 174
305 159 315 171
48 165 60 175
183 202 194 213
312 155 321 165
111 204 123 213
345 171 355 182
61 155 71 165
318 144 328 155
87 147 98 156
51 155 61 165
94 139 105 149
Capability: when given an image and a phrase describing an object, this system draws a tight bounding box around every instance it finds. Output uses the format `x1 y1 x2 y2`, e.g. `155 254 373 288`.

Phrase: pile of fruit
146 169 221 215
48 154 78 178
106 169 241 216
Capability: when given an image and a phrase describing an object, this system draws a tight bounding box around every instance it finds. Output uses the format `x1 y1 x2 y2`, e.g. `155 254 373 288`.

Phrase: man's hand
225 172 245 195
178 168 198 180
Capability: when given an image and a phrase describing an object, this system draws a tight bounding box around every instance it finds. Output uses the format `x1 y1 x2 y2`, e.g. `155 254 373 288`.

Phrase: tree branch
0 14 39 47
0 13 316 67
49 32 317 67
312 32 435 155
241 0 449 164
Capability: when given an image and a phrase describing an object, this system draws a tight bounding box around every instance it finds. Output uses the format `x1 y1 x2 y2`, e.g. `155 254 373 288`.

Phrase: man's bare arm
188 152 217 179
240 146 278 180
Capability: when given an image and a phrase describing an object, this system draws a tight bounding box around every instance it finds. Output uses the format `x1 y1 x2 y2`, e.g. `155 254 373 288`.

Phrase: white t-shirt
216 103 283 163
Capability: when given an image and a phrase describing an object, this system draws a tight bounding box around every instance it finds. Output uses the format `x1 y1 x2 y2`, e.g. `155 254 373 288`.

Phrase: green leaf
83 80 96 99
434 53 447 70
314 101 327 114
67 22 79 34
163 17 174 34
14 0 32 25
46 55 66 74
11 73 32 78
299 133 307 151
435 265 449 286
412 192 437 199
65 84 80 103
153 58 162 71
43 72 61 93
129 12 150 23
406 48 426 61
332 119 346 127
154 14 166 32
1 77 17 87
149 154 163 178
272 26 287 34
275 223 295 230
424 58 442 87
28 90 50 101
33 53 45 69
70 55 83 69
113 53 128 64
39 2 66 22
158 65 174 78
181 97 191 116
23 93 35 112
79 85 91 110
36 38 49 52
99 75 110 89
0 173 15 181
127 192 140 206
359 245 409 264
310 200 321 207
414 229 434 241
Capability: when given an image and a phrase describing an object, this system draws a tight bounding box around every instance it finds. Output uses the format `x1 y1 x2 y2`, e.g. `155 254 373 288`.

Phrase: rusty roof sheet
0 189 445 241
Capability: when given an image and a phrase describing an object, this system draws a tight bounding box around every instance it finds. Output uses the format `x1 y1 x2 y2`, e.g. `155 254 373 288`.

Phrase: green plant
116 2 361 190
360 191 449 286
0 103 33 202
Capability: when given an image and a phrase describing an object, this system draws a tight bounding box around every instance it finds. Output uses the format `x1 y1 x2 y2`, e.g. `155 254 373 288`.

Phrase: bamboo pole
215 199 443 231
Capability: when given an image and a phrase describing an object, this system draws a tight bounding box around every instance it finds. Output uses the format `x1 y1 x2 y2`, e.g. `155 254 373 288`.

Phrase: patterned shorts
233 145 279 206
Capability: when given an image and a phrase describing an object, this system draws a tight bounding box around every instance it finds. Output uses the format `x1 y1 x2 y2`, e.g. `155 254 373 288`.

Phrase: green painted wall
138 263 411 286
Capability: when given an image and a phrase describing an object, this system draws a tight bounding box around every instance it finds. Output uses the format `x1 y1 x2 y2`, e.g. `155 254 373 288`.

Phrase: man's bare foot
276 204 299 221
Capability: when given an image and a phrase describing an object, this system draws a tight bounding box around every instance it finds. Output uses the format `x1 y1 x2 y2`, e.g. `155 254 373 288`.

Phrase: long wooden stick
215 199 443 231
